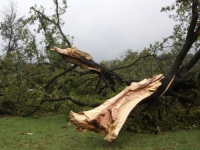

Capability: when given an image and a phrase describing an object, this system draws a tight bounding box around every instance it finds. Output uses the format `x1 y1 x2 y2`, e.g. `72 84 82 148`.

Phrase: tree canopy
0 0 200 133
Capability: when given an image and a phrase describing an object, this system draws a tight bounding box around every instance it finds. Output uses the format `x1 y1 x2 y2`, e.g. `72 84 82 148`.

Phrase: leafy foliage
0 0 200 133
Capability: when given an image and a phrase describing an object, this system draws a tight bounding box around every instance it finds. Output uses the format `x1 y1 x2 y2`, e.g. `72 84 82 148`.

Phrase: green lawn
0 115 200 150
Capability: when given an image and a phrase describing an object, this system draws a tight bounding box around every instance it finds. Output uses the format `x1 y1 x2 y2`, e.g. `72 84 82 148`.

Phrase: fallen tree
52 47 170 142
70 74 163 142
52 45 196 142
1 0 200 143
50 1 200 142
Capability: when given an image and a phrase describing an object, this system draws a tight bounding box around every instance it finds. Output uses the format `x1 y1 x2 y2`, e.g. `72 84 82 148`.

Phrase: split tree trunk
52 47 165 142
70 74 164 142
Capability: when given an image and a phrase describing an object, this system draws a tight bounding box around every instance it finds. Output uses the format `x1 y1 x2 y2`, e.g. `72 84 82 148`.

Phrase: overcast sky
1 0 176 62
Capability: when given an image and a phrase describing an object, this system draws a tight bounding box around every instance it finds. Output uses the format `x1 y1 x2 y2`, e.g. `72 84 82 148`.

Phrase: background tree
0 0 200 132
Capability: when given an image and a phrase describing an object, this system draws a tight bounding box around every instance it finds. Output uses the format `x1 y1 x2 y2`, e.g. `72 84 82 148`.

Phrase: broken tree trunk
52 46 129 91
52 46 101 72
52 46 165 142
70 74 164 142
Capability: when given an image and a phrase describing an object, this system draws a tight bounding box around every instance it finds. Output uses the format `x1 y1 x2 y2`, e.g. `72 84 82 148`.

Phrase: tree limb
179 48 200 75
31 2 72 47
44 65 77 89
169 90 200 106
186 1 198 41
54 0 72 47
23 96 101 117
168 1 198 76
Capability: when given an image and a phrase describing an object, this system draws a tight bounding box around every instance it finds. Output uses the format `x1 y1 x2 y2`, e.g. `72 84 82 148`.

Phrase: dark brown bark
44 65 77 89
154 1 200 99
23 96 101 117
179 49 200 75
169 2 198 75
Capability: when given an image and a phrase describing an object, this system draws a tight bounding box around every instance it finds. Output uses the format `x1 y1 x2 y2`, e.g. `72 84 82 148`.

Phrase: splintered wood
70 74 164 142
52 47 101 72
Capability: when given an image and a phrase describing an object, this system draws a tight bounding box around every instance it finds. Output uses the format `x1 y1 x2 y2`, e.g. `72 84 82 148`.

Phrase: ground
0 114 200 150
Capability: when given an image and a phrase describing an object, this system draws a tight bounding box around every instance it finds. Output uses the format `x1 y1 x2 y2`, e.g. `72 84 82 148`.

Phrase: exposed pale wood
52 46 164 142
70 74 164 142
52 47 101 72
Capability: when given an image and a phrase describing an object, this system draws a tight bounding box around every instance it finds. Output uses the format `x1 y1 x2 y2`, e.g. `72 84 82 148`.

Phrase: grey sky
1 0 175 62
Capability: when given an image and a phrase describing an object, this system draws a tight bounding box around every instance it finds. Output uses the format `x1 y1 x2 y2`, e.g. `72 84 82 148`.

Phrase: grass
0 115 200 150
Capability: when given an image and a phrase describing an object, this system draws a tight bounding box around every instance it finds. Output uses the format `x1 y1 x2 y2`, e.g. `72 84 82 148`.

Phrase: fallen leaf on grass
26 133 33 135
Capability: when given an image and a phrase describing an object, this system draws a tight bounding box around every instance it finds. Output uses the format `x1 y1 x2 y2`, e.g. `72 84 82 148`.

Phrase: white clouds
0 0 175 62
